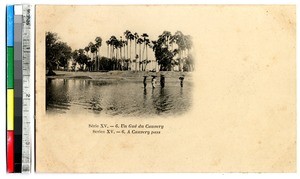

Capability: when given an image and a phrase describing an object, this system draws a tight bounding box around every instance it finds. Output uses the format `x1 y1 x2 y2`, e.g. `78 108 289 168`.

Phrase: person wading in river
143 75 148 88
160 74 165 88
151 76 157 88
179 75 184 87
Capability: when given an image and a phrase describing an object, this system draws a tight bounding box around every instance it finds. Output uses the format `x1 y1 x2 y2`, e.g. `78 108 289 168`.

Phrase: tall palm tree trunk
123 44 125 59
129 40 132 71
139 44 142 71
180 50 183 72
120 48 123 70
127 40 129 60
94 52 97 71
99 51 101 71
134 40 137 71
142 43 145 71
110 45 112 58
107 46 109 58
144 46 148 71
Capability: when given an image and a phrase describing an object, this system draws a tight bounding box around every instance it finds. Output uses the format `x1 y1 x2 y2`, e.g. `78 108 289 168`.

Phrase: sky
37 5 290 64
39 5 196 60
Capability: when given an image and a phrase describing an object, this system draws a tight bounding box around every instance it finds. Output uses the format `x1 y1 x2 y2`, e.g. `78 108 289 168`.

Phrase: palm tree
109 36 118 70
122 40 128 69
134 32 139 71
185 35 192 56
109 39 114 59
85 45 91 71
95 37 102 71
169 35 177 71
106 40 110 58
183 35 193 71
141 33 149 71
144 39 151 71
118 37 124 70
124 30 131 60
109 36 117 59
90 43 98 71
119 36 123 60
162 31 172 49
88 42 94 60
137 38 144 71
128 33 134 70
84 46 90 57
174 31 185 72
110 37 122 70
123 40 127 59
186 39 193 71
152 32 177 71
169 34 176 51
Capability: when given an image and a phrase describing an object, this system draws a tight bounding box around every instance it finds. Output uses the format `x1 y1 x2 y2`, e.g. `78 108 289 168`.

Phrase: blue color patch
7 5 14 47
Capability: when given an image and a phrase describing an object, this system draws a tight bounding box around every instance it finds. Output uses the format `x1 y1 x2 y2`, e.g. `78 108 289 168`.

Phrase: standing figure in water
151 75 157 88
179 76 184 87
143 75 148 88
160 74 165 88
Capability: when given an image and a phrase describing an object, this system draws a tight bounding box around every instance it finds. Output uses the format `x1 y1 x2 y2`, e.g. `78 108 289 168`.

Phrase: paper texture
35 5 296 172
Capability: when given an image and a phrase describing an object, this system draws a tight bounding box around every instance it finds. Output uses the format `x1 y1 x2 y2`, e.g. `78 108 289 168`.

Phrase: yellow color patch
7 89 14 130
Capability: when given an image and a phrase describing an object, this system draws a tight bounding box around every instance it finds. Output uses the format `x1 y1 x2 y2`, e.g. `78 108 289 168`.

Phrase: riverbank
46 70 193 82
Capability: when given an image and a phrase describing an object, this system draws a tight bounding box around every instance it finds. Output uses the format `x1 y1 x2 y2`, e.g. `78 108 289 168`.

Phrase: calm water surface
46 78 192 117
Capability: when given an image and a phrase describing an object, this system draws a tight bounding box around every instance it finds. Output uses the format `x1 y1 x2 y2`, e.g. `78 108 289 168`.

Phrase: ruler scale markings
21 5 31 173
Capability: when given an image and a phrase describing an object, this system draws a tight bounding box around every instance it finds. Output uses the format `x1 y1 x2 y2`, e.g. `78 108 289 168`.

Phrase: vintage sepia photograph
45 20 194 117
35 5 295 173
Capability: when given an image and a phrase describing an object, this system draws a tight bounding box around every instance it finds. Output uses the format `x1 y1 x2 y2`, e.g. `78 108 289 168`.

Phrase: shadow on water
46 78 71 113
143 88 148 108
152 88 172 114
46 78 192 117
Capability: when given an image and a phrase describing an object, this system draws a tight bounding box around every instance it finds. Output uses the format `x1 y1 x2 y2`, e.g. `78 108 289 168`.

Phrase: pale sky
37 5 289 64
40 5 196 60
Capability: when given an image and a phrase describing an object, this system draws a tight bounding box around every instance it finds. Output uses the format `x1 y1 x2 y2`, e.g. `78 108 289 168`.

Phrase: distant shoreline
46 70 192 82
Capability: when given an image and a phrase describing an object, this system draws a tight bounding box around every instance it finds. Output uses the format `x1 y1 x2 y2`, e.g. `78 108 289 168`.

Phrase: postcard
35 5 296 172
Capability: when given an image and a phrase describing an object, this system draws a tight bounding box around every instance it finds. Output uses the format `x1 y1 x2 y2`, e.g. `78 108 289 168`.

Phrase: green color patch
7 47 14 88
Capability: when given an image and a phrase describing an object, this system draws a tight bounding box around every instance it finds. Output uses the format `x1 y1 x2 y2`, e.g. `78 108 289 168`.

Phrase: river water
46 78 192 117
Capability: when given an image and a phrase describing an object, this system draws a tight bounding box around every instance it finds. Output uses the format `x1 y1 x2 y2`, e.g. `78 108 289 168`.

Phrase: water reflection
46 78 192 117
151 88 169 114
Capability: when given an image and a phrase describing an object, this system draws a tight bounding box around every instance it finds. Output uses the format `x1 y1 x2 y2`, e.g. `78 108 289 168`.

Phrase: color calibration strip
7 5 15 173
6 5 32 173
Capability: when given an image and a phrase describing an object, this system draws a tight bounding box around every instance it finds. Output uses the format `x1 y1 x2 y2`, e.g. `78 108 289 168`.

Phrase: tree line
46 30 194 75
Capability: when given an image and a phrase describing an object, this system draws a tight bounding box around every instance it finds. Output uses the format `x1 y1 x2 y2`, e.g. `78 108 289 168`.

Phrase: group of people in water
143 75 185 89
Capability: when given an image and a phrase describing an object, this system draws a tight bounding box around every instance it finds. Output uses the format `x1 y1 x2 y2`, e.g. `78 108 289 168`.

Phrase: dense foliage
46 30 194 75
46 32 72 75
